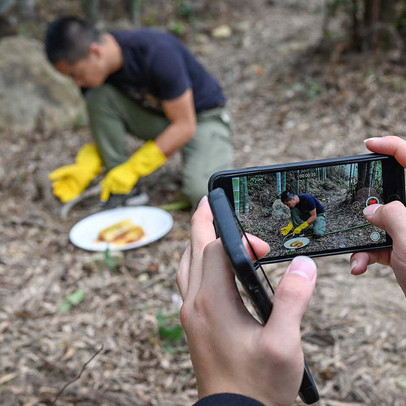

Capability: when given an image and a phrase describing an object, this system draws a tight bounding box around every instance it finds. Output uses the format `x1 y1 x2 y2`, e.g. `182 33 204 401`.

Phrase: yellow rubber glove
292 221 309 236
281 221 293 236
48 144 102 203
100 140 167 202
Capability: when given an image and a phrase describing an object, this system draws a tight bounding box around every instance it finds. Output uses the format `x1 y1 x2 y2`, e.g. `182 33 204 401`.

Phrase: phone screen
209 154 405 263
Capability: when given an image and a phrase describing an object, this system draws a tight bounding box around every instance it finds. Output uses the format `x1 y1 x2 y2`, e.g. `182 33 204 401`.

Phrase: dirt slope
1 1 406 405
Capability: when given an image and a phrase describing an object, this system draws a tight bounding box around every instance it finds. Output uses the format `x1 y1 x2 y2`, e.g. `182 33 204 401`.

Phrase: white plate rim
283 237 310 249
69 206 173 251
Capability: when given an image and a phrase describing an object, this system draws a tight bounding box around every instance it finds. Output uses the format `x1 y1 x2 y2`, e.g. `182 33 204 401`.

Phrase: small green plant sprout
59 290 86 313
156 310 184 353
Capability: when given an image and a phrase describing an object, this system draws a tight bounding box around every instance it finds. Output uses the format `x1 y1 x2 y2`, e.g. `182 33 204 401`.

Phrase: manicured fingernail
288 256 316 281
350 260 357 272
363 204 382 216
197 195 208 208
364 137 380 143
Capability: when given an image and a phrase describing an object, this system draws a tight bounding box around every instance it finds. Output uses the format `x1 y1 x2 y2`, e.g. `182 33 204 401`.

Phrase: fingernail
350 260 357 272
364 137 381 143
197 195 208 208
265 243 271 255
363 204 382 216
288 256 316 281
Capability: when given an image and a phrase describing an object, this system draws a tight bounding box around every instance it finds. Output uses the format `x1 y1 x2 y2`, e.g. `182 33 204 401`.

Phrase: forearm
305 215 317 225
154 120 196 157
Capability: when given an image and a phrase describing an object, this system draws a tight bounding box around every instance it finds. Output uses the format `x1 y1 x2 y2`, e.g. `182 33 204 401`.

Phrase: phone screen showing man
228 156 403 262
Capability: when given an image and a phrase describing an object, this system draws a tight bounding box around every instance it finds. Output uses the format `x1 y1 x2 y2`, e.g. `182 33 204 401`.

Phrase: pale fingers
364 201 406 237
365 136 406 167
186 196 217 298
177 244 191 300
195 239 256 329
242 234 270 261
350 249 391 275
265 256 317 345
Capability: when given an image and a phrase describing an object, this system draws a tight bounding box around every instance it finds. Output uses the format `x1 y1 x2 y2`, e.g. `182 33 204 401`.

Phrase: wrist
195 393 265 406
197 380 280 406
128 141 167 175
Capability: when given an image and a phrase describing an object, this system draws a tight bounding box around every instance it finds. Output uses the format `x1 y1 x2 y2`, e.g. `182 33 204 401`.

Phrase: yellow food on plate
97 219 145 245
290 241 303 248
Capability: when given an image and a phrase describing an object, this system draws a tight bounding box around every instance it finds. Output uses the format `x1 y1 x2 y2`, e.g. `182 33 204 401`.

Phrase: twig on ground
51 344 104 405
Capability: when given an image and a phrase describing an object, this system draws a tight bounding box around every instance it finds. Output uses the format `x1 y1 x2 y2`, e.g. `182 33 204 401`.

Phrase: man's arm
99 88 196 201
155 88 196 157
305 208 318 225
293 206 317 236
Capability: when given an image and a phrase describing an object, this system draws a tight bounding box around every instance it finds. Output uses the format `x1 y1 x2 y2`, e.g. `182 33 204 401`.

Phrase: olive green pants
291 207 326 237
85 84 233 205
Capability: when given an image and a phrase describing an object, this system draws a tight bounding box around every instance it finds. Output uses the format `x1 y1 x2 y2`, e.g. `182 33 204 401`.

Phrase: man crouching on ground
280 190 326 238
45 16 233 207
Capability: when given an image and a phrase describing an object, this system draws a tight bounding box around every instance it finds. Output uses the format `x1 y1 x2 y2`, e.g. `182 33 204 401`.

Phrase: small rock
211 24 232 39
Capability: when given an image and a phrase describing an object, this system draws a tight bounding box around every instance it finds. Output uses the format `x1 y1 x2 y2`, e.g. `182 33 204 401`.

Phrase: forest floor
1 1 406 405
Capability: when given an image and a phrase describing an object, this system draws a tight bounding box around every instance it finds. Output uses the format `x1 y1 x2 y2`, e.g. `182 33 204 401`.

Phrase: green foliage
59 290 86 313
292 78 324 100
391 77 406 92
159 200 192 211
176 0 193 19
144 8 159 26
326 0 355 17
156 311 184 353
104 248 117 272
167 20 186 37
247 176 267 188
73 113 87 130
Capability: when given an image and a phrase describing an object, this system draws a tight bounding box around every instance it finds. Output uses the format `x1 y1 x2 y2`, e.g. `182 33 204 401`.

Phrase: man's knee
183 179 207 208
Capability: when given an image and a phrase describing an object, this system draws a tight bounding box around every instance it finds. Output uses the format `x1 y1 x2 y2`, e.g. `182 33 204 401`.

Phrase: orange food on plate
97 219 145 245
290 241 303 248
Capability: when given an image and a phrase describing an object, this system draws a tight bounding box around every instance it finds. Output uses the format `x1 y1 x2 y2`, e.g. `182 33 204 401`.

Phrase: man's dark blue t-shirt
296 193 325 221
104 29 225 114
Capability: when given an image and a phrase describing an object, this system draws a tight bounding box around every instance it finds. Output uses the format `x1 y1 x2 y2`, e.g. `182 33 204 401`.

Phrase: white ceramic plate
283 237 310 250
69 206 173 251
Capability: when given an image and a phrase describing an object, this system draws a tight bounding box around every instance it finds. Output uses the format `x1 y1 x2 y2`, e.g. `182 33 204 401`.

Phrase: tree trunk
356 162 372 190
323 0 406 54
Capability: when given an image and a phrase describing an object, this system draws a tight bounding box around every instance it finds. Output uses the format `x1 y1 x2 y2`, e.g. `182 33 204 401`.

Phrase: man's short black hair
45 16 101 64
280 190 296 203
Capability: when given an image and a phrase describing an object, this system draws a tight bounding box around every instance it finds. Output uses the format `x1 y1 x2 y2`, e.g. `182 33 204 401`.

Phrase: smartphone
208 187 320 405
209 153 405 264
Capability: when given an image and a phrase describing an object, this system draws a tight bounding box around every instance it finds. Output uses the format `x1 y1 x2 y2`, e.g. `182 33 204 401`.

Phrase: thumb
363 201 406 295
100 186 110 202
100 180 111 202
363 201 406 239
266 256 317 340
48 166 70 181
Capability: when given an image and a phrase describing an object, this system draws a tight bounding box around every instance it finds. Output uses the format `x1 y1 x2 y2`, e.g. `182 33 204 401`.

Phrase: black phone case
209 187 320 404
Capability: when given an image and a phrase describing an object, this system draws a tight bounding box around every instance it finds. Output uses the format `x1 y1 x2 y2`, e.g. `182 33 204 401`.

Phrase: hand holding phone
209 188 319 404
177 195 319 406
350 136 406 295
